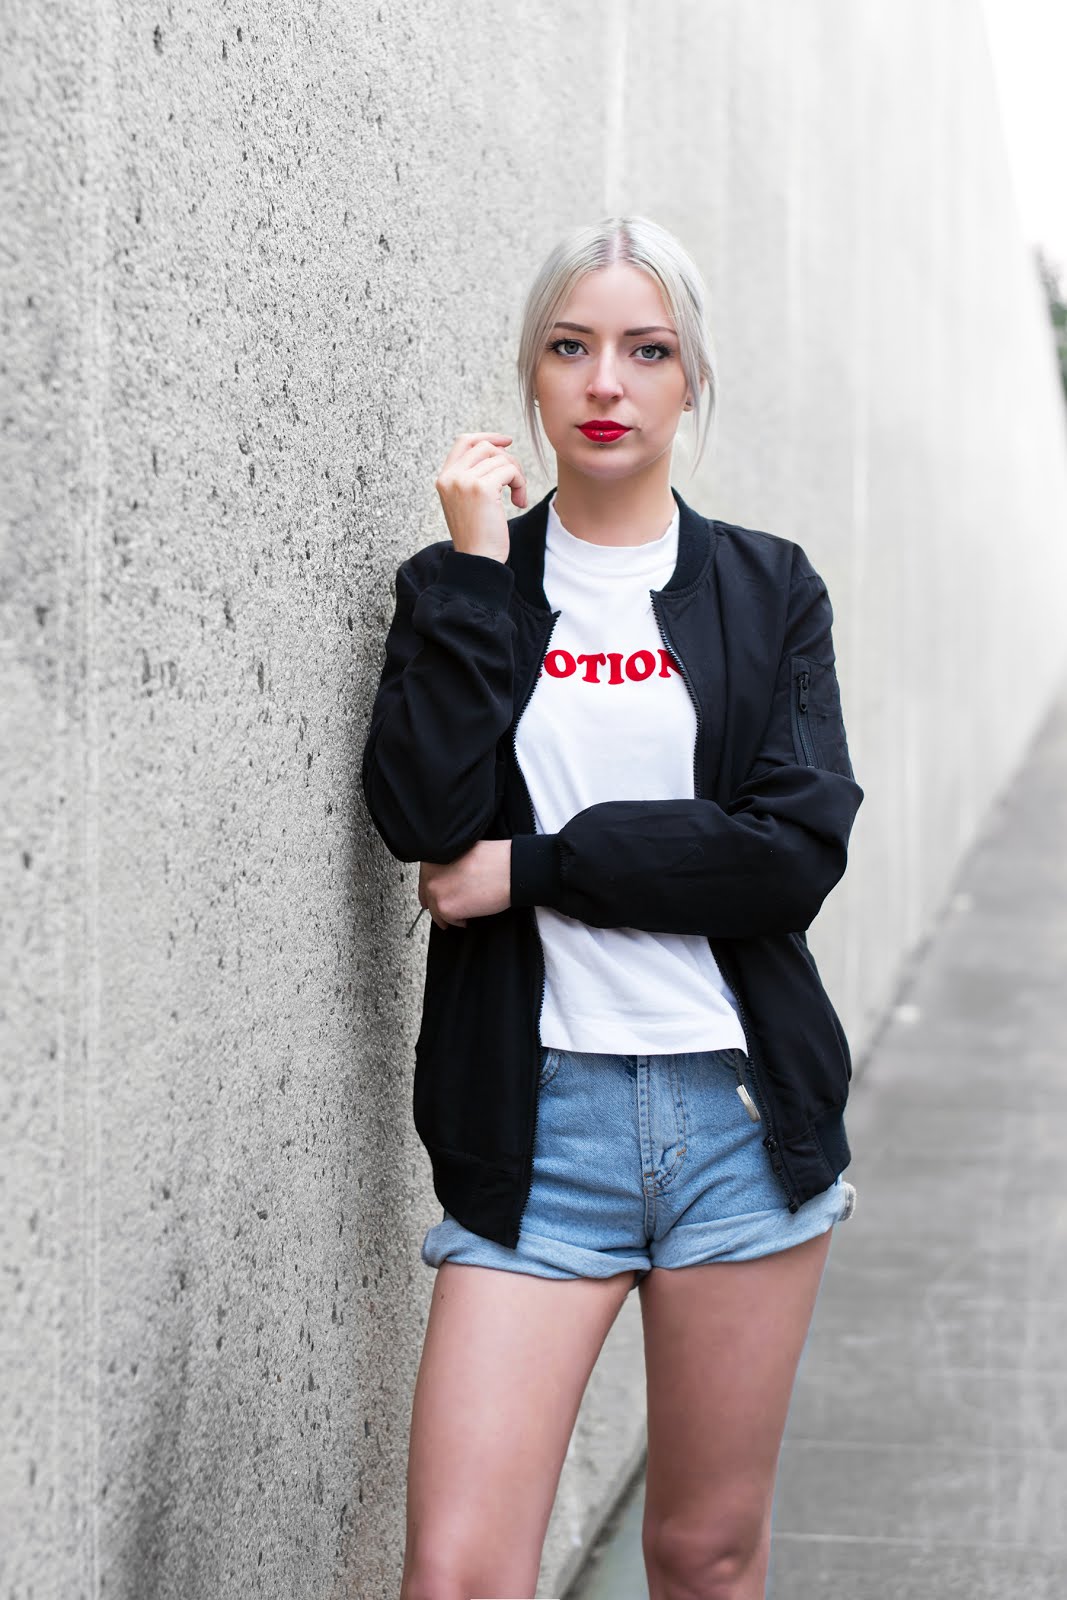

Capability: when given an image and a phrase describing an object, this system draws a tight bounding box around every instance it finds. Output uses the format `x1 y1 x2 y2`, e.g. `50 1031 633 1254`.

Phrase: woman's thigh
638 1229 833 1591
402 1258 635 1598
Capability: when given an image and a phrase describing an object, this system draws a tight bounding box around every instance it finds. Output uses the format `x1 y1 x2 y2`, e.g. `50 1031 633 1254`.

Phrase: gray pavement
567 677 1067 1599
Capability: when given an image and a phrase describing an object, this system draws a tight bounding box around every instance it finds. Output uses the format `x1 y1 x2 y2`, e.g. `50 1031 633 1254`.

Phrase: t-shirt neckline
546 491 679 575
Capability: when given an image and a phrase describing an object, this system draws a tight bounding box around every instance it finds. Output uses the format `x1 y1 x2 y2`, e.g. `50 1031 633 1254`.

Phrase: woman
361 215 864 1600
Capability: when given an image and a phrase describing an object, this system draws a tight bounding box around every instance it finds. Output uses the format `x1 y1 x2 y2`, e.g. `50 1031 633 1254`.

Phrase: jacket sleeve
509 561 864 938
360 545 517 862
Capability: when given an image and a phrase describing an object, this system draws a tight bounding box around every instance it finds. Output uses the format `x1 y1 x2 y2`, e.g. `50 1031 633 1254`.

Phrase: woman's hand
435 432 529 564
419 839 513 929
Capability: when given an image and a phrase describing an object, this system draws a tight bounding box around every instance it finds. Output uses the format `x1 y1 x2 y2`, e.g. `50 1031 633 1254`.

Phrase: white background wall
4 2 1067 1596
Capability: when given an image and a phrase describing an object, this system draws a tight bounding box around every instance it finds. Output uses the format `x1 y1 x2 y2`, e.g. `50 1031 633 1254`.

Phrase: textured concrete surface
567 677 1067 1597
3 1 1067 1597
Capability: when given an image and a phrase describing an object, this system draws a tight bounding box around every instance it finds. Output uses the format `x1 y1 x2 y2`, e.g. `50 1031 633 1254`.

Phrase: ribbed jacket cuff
437 546 515 608
510 833 562 908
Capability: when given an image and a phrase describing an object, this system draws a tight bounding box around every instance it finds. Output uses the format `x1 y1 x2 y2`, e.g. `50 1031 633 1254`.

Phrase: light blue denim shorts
421 1045 856 1292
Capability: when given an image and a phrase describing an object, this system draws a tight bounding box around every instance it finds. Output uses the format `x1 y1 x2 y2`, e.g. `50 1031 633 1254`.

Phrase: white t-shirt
513 491 748 1055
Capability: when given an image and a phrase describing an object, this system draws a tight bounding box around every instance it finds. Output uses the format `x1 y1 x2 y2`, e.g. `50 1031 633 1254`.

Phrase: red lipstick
578 421 631 442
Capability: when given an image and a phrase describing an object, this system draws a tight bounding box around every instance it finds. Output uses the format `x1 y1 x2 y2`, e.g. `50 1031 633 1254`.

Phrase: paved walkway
568 677 1067 1599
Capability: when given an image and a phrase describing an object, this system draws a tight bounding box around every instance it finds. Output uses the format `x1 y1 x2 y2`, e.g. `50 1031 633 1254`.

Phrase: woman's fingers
469 452 528 507
438 431 515 473
434 432 529 555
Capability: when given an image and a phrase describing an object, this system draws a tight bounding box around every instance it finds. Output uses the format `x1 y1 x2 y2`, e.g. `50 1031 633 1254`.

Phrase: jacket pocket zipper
791 656 819 767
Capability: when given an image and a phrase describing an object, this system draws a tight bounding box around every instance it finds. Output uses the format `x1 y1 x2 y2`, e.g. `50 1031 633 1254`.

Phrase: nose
588 347 624 398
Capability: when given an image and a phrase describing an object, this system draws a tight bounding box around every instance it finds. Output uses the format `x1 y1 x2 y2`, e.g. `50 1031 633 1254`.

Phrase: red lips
578 421 631 441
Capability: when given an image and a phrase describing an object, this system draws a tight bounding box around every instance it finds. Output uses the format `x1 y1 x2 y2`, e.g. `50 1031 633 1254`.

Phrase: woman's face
533 262 693 483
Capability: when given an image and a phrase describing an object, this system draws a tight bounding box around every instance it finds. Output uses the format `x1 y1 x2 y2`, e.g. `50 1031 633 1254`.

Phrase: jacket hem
782 1103 852 1203
423 1139 526 1250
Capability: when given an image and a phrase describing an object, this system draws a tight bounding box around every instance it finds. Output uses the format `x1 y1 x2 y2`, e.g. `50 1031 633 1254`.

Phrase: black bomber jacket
360 484 865 1249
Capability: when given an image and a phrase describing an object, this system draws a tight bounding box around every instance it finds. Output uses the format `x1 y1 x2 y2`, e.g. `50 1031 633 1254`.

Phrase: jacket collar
505 484 713 611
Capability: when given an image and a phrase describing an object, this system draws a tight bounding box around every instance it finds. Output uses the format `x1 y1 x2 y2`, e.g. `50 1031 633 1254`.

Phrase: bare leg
639 1227 834 1600
400 1260 637 1600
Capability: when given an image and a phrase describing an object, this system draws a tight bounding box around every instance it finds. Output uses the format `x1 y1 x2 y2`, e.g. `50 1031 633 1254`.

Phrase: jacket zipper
715 945 798 1209
649 591 701 800
513 608 561 1237
792 661 818 767
732 1053 761 1122
649 590 801 1213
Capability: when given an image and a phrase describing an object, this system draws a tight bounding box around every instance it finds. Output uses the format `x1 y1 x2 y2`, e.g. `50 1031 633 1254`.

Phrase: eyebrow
550 321 677 337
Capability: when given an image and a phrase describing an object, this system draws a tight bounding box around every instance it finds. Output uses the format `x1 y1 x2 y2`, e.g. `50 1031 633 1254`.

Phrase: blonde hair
516 214 718 482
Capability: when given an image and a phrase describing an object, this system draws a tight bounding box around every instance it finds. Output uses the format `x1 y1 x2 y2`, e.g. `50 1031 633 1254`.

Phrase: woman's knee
643 1503 770 1600
400 1543 540 1600
399 1561 465 1600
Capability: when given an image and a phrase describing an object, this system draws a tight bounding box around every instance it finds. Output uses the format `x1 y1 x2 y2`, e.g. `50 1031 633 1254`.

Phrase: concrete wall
3 1 1066 1596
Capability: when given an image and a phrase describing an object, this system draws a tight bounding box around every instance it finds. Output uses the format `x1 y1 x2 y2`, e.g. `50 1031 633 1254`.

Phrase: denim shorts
421 1046 857 1292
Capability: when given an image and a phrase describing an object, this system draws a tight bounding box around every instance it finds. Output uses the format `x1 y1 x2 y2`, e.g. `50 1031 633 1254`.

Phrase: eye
547 338 673 361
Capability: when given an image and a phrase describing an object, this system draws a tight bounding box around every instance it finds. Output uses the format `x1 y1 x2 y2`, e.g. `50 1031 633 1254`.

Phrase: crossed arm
362 545 863 940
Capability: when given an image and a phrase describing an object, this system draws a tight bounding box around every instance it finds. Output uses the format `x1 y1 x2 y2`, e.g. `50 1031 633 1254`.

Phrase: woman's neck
550 465 679 548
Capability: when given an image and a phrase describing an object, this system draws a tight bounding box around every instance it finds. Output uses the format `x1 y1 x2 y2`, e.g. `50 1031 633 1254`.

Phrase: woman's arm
509 566 864 939
361 431 528 865
360 545 517 863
